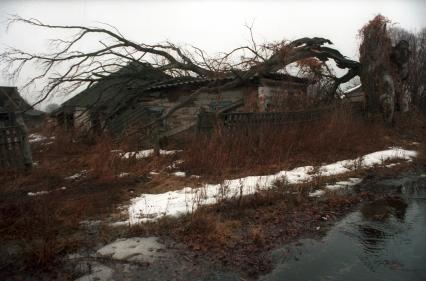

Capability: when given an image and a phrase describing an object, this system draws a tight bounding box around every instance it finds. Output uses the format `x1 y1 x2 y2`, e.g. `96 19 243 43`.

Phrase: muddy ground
63 163 425 281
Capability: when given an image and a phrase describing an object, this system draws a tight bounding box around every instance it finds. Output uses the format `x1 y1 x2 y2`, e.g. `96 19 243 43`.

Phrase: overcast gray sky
1 0 425 108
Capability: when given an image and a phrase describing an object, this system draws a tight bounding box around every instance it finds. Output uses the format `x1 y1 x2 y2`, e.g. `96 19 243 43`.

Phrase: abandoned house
0 86 45 128
54 62 312 138
0 86 42 170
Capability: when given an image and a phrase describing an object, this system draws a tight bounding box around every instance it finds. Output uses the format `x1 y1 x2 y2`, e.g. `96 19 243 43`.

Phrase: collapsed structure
53 62 311 138
4 15 414 143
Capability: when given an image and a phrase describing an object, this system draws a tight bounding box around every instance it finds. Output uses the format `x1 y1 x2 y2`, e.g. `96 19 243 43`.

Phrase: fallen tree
1 16 361 129
1 15 418 129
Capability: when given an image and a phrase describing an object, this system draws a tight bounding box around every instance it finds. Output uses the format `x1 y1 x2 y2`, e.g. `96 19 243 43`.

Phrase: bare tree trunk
360 15 412 124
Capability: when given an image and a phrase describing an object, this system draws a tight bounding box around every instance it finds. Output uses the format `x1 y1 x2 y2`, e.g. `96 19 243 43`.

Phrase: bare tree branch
1 16 361 129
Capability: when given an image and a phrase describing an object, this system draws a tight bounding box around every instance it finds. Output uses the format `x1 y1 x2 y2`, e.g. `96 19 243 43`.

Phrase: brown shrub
179 211 239 248
0 195 86 273
185 212 218 235
84 135 120 180
416 125 426 166
249 225 265 246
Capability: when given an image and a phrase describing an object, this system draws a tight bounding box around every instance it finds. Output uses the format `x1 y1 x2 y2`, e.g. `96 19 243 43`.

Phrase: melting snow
28 133 47 143
28 133 55 144
167 159 184 169
118 172 130 178
27 190 49 196
74 264 114 281
309 177 363 197
97 237 167 262
172 171 186 177
65 170 87 180
27 186 66 197
120 147 416 224
120 149 181 159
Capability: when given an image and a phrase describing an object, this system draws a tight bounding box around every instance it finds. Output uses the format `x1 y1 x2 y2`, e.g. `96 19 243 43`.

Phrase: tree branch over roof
1 15 361 126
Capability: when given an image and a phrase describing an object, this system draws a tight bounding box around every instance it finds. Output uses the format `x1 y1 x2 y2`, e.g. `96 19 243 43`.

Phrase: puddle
259 175 426 281
71 175 426 281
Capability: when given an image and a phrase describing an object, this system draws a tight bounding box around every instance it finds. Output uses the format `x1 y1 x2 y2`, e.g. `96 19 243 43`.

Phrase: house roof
0 86 45 117
0 86 31 111
56 62 310 127
142 72 309 91
59 61 172 114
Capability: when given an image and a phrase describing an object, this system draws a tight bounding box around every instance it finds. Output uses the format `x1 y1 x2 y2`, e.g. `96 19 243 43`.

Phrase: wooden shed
54 62 310 138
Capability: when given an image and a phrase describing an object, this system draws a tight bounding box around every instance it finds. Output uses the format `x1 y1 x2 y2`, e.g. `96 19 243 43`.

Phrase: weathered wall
73 107 91 132
141 81 308 133
141 88 246 132
258 79 308 111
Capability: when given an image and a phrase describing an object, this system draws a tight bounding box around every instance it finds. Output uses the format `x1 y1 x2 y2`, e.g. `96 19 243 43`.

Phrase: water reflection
360 196 408 221
357 196 408 263
260 176 426 281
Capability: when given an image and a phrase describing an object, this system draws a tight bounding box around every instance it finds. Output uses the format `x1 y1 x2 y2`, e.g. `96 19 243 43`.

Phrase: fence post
0 111 32 172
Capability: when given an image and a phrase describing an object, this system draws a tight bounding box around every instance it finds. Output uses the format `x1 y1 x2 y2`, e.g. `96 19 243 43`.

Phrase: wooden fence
197 106 336 133
197 103 365 132
0 112 25 171
220 107 330 127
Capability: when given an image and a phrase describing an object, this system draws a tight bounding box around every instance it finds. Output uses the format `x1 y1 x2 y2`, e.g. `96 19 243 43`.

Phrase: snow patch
28 133 55 144
65 170 87 180
167 159 184 169
309 177 363 197
121 148 416 224
97 237 167 262
118 172 130 178
27 190 49 196
27 186 66 197
172 171 186 177
120 149 180 159
74 264 114 281
28 133 47 143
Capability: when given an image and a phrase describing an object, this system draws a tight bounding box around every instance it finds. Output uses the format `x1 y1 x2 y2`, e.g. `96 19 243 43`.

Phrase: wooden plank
218 107 333 128
0 126 25 171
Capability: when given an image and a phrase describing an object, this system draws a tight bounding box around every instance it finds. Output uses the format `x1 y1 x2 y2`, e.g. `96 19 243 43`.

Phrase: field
0 104 425 279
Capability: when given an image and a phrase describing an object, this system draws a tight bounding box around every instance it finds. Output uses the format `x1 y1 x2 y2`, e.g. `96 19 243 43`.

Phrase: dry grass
181 104 394 179
0 126 176 276
125 176 365 278
1 104 425 278
416 124 426 165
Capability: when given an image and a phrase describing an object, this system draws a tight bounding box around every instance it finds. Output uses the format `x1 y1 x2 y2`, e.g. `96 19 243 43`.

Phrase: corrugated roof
143 73 308 91
144 76 234 91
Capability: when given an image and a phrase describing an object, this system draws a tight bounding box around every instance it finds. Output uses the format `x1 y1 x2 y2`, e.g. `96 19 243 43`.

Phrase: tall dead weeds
182 104 391 179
